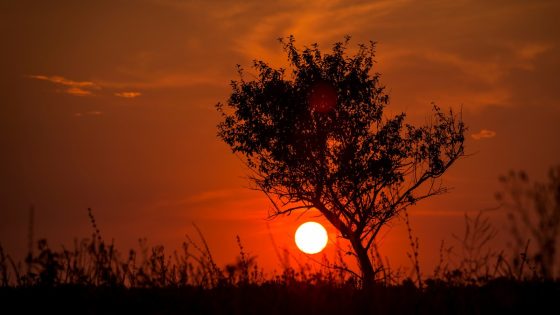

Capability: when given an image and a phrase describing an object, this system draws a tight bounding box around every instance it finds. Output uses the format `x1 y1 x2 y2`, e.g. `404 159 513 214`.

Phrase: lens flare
308 81 337 113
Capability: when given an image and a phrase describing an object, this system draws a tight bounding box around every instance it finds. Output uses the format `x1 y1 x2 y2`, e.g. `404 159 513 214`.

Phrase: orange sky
1 0 560 275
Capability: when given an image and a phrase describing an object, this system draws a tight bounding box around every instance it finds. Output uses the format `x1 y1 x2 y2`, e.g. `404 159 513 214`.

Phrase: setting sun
295 221 328 254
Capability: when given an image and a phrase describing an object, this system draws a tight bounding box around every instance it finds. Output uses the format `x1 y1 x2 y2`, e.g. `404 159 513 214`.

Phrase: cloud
516 43 551 67
228 0 409 63
66 87 93 96
74 111 103 117
28 74 100 96
413 210 468 217
27 75 97 87
97 71 223 90
29 74 148 98
115 91 141 98
153 188 252 207
471 129 496 140
28 71 218 99
210 0 559 113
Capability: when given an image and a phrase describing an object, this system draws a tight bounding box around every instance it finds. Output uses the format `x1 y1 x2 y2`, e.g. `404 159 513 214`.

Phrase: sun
295 221 328 254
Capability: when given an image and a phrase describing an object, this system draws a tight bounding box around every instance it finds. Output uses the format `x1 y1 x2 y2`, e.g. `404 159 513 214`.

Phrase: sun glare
295 221 328 254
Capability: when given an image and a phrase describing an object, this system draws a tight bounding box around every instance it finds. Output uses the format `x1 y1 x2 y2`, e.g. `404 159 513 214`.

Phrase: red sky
1 0 560 274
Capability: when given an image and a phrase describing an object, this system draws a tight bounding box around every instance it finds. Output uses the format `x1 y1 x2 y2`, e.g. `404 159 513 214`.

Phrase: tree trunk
350 235 376 289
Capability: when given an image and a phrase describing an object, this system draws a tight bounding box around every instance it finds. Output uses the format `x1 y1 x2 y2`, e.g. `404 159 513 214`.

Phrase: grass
0 208 559 314
0 209 357 289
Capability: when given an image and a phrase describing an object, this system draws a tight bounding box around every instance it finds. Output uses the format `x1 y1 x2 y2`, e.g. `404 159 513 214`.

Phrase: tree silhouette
216 36 465 287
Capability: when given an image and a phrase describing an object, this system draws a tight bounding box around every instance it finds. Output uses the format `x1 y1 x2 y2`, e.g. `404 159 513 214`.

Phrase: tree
216 36 465 287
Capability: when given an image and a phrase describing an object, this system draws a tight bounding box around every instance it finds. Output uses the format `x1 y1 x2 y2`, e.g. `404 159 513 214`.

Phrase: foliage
216 36 465 285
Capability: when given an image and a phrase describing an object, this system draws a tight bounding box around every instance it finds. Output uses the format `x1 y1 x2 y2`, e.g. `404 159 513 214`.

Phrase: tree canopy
216 36 465 286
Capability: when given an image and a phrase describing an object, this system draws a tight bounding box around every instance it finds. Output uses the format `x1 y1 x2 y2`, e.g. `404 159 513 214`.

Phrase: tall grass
0 209 360 289
2 197 560 290
1 209 559 315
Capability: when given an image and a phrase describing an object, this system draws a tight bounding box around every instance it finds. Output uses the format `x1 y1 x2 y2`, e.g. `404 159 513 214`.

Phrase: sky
1 0 560 274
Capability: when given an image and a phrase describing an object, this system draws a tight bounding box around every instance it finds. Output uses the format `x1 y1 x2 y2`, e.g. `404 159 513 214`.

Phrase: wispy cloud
147 188 267 221
74 111 103 117
115 91 141 98
471 129 497 140
228 0 409 63
29 74 151 98
413 210 468 217
211 0 558 112
28 74 100 96
98 71 223 90
65 87 93 96
154 188 251 207
27 74 97 87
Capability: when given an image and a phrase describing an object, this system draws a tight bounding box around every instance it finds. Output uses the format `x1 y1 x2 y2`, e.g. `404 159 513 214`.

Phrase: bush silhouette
497 166 560 280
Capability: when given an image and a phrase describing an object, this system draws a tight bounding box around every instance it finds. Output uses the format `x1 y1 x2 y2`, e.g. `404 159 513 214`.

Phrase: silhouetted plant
0 245 9 287
429 210 536 285
404 211 422 288
446 212 503 284
216 35 465 287
224 235 261 286
496 166 560 280
0 223 361 289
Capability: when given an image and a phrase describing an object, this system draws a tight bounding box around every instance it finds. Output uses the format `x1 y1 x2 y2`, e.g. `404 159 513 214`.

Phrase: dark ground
1 280 558 315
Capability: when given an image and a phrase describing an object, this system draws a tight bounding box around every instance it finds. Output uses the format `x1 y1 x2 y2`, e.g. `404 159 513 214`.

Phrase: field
1 212 559 315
